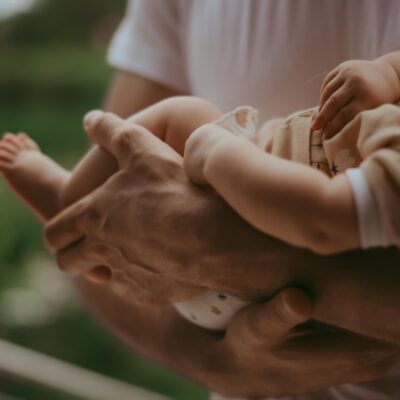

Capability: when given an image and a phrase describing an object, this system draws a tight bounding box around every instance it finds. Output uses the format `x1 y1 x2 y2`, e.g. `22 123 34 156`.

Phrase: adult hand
44 110 400 346
313 59 400 138
78 279 399 398
176 288 398 398
45 110 286 305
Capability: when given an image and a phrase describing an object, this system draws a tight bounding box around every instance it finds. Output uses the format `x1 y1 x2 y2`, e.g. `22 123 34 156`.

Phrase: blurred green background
0 0 207 398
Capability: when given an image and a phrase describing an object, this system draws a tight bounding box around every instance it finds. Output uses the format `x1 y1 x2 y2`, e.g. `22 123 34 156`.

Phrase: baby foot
0 132 41 173
0 132 69 221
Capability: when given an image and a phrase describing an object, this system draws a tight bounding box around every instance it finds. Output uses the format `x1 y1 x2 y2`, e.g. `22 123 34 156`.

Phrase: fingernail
84 110 103 129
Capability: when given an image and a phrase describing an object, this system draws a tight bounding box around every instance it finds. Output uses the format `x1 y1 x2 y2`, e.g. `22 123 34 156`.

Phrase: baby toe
17 132 40 151
2 133 22 151
0 148 15 164
0 140 19 156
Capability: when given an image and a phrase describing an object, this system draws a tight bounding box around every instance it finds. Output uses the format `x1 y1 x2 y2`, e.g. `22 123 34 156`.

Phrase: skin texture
77 280 399 398
313 52 400 137
45 110 400 343
184 123 359 254
42 71 400 396
0 96 223 289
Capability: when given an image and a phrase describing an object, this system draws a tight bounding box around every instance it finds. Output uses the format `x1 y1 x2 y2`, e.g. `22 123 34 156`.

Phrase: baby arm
184 124 360 255
313 51 400 137
61 96 222 207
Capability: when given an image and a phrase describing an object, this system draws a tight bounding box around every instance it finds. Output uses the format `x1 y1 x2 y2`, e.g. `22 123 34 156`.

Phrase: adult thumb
227 288 313 350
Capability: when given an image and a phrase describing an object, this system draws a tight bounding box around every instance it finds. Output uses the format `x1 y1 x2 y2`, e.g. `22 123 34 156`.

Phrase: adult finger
84 110 178 166
86 266 112 284
226 288 312 351
323 101 359 139
55 238 115 276
83 110 135 164
45 197 94 252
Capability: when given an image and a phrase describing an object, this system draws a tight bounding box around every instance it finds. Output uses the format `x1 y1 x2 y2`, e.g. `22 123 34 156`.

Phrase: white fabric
108 1 400 399
345 168 390 248
108 0 400 122
174 291 250 331
213 106 258 140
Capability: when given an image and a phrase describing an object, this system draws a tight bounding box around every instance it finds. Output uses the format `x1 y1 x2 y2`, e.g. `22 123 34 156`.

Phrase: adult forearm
104 70 180 117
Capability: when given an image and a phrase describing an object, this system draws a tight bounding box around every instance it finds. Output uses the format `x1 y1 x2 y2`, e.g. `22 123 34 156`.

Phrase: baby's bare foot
0 132 40 172
0 132 70 221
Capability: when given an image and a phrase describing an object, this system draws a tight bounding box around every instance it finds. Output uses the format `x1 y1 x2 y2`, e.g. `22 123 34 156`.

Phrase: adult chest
181 0 400 120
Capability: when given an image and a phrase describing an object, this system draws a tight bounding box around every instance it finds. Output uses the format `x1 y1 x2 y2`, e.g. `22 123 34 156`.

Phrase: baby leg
60 96 223 207
0 97 221 221
0 133 70 221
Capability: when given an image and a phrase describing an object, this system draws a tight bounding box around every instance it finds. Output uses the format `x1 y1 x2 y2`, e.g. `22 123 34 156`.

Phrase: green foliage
0 1 207 399
0 0 126 45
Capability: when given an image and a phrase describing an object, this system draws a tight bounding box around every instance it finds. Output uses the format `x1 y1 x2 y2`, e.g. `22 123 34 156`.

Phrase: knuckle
272 306 289 328
79 207 102 230
95 244 114 262
273 294 294 325
113 128 132 149
111 271 134 297
348 73 363 86
84 242 105 260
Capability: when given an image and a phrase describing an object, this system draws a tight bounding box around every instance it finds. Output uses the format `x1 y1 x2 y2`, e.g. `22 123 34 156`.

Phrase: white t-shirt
108 1 400 399
109 0 400 121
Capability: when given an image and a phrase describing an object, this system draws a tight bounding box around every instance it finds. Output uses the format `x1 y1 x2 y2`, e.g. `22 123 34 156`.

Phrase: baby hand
183 123 232 185
313 59 400 138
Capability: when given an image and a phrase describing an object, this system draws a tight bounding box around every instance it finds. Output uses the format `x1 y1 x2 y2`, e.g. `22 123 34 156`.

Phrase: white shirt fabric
109 0 400 121
108 1 400 399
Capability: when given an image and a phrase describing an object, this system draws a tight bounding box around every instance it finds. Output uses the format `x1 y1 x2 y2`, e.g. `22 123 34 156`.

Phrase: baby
1 55 400 331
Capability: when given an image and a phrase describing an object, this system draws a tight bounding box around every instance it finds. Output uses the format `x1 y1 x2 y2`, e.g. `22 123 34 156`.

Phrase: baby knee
171 95 221 117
